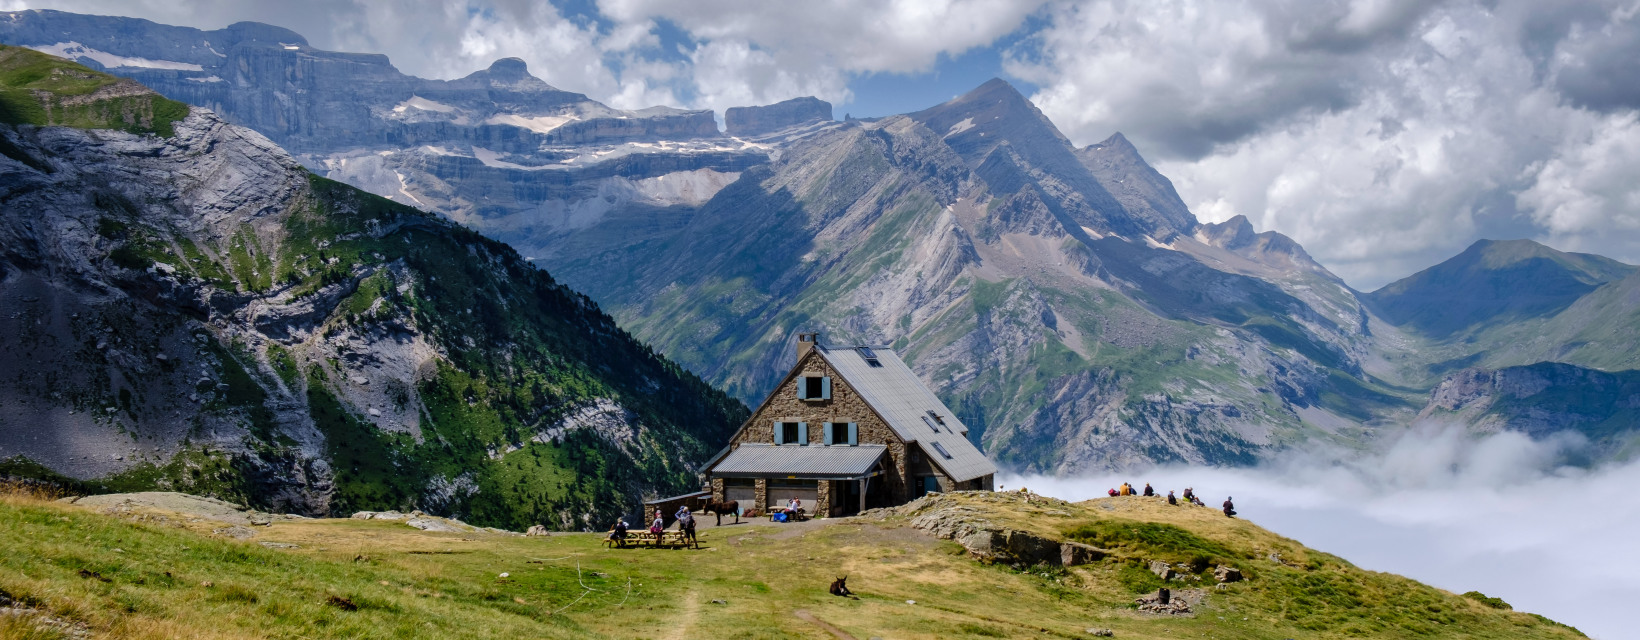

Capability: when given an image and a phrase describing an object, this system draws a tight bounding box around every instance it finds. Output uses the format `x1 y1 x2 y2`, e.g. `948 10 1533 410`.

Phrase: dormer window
798 375 831 401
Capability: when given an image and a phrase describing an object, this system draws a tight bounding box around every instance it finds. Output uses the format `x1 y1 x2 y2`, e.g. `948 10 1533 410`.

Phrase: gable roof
818 345 997 483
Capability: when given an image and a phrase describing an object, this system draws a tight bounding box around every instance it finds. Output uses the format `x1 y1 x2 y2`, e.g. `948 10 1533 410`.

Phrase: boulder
526 525 549 536
1214 565 1242 583
1149 560 1175 580
406 516 469 533
1059 541 1107 566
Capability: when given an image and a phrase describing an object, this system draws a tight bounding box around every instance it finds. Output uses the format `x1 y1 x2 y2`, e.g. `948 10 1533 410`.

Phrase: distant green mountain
1366 239 1635 338
0 46 746 530
1364 239 1640 387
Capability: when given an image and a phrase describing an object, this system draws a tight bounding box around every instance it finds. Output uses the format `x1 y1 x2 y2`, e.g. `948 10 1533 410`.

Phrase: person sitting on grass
1167 490 1178 506
1222 497 1237 518
1143 483 1155 497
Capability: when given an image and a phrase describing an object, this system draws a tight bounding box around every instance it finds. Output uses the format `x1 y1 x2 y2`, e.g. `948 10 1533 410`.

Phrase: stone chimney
796 332 819 361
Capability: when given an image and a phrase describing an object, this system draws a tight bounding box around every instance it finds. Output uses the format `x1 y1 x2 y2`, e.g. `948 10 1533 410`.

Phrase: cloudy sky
9 0 1640 289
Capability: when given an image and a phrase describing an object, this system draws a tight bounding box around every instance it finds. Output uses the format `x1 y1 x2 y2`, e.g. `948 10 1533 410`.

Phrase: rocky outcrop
725 97 832 137
1421 363 1640 449
872 493 1110 567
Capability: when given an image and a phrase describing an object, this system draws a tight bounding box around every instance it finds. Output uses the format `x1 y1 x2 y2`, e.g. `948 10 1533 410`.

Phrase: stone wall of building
729 349 911 504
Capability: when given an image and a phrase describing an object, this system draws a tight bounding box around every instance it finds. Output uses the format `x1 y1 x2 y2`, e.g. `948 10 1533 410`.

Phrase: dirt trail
794 610 859 640
664 588 702 640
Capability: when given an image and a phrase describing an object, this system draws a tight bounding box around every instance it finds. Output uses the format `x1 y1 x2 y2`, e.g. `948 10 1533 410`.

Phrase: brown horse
701 500 739 525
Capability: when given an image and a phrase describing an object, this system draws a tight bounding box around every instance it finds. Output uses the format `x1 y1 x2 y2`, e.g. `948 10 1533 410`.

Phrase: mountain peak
1076 132 1199 237
222 21 309 46
487 57 530 77
724 96 833 137
1089 132 1138 154
1368 238 1637 336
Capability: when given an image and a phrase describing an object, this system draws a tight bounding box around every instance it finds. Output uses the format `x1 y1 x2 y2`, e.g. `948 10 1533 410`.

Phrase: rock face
725 97 833 137
1214 565 1242 583
0 52 746 530
1421 363 1640 457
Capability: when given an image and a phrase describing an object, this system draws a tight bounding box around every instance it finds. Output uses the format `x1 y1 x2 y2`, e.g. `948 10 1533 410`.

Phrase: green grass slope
0 488 1582 639
0 45 188 137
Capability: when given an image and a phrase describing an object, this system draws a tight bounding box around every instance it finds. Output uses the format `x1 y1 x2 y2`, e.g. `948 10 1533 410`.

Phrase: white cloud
1517 112 1640 247
1004 424 1640 640
1010 0 1640 289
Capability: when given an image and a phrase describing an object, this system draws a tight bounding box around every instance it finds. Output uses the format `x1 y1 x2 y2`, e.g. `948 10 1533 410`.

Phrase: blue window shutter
797 378 808 400
798 422 808 446
773 421 784 445
847 422 858 445
821 376 832 400
822 422 834 446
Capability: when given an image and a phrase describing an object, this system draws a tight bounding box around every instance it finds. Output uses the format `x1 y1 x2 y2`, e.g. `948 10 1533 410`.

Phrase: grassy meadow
0 484 1584 639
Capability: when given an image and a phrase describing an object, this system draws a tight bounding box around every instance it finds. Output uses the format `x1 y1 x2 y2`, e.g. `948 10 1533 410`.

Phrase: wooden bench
604 529 697 549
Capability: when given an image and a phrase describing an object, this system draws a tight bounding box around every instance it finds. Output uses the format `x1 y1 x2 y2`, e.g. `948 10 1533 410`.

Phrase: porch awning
709 444 887 479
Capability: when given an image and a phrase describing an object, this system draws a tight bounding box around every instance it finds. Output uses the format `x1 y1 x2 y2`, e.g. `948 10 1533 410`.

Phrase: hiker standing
1167 490 1177 506
676 506 697 544
1222 497 1236 518
1143 483 1155 497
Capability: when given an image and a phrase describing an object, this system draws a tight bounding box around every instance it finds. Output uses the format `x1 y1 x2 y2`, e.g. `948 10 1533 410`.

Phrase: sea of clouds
1001 424 1640 640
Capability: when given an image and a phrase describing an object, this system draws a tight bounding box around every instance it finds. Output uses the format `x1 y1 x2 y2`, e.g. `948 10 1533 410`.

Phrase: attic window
931 442 954 460
856 346 882 367
799 376 831 400
920 415 940 432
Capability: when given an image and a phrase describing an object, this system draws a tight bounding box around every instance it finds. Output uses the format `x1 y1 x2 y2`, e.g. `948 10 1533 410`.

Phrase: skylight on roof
856 346 882 367
931 442 953 460
920 415 940 432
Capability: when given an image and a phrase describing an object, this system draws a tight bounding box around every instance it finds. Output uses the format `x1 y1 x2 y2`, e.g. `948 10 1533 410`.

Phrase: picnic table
766 507 807 522
605 529 697 549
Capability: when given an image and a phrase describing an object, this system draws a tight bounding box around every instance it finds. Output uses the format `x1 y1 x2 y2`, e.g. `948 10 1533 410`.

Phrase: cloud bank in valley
1002 424 1640 640
11 0 1640 288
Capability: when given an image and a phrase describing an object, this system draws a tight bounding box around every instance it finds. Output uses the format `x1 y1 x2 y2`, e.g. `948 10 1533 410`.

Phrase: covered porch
710 444 891 517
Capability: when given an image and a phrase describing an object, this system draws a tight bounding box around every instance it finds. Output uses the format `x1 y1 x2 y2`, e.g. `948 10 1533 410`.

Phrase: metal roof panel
711 444 888 477
819 346 998 483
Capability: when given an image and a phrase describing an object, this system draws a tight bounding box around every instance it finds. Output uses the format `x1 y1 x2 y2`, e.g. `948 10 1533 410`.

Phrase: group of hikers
1108 482 1236 518
607 505 699 547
